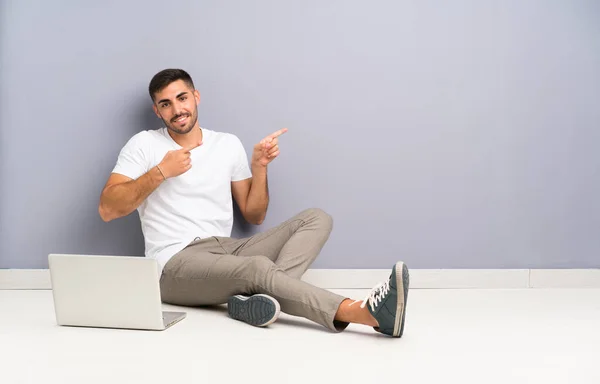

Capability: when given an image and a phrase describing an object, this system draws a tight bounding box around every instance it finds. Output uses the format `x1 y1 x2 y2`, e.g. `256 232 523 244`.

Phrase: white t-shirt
111 127 252 271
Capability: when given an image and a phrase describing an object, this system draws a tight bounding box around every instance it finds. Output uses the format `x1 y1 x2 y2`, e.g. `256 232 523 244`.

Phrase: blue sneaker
353 262 409 337
227 294 281 327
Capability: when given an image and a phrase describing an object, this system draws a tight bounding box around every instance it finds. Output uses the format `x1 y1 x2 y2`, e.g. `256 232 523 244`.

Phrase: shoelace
349 279 391 312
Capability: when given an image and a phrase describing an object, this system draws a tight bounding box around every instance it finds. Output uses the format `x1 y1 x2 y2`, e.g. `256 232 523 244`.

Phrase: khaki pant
159 208 349 332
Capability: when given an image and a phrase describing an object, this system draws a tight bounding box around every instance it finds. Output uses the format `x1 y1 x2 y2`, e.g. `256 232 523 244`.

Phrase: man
98 68 409 337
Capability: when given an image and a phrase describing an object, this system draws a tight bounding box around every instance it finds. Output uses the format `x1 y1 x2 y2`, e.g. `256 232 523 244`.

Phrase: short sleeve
111 132 149 180
231 135 252 181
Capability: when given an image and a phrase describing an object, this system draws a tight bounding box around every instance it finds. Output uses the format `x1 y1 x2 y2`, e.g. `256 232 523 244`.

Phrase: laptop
48 254 186 331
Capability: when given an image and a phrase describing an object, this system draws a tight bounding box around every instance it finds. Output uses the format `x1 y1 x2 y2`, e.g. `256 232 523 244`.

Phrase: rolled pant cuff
325 296 350 332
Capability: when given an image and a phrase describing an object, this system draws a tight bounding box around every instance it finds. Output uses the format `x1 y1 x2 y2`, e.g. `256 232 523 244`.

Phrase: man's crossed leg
159 208 409 337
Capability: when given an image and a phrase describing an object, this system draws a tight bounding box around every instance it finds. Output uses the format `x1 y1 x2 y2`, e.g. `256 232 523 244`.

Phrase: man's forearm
99 167 165 222
245 164 269 225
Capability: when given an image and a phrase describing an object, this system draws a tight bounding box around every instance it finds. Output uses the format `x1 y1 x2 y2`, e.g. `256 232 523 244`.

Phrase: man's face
152 80 200 135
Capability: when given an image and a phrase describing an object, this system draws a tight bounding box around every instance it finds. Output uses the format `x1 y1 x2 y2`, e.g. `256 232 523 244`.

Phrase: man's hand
158 141 203 179
252 128 288 167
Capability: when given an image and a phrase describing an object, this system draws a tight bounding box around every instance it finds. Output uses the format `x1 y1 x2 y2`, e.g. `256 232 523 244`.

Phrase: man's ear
194 89 201 105
152 103 160 118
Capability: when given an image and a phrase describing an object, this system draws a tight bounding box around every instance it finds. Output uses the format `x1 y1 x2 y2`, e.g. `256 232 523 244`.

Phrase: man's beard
163 110 198 135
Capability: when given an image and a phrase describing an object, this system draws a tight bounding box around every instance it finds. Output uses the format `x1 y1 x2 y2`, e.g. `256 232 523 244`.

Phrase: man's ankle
335 299 379 327
360 304 379 327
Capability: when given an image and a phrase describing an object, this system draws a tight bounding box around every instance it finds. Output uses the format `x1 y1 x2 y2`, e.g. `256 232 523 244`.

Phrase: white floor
2 288 599 384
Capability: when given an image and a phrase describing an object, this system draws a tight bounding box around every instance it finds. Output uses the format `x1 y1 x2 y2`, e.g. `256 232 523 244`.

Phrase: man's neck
168 125 203 148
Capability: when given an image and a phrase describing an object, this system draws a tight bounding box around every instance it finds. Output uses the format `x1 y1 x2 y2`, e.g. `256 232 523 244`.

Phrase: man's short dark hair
148 69 195 101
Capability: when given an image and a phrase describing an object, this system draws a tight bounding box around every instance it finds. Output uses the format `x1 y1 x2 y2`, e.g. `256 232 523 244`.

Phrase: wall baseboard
1 269 52 290
1 268 600 290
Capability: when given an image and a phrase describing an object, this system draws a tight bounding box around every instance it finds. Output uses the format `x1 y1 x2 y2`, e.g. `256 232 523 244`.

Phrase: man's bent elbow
253 214 266 226
244 211 264 226
98 205 110 222
98 204 118 222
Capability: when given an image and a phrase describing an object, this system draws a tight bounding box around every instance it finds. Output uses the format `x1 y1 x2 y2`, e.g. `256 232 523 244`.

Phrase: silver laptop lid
48 254 165 330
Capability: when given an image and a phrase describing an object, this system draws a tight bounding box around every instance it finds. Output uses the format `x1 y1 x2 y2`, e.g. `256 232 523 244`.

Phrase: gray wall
1 0 599 269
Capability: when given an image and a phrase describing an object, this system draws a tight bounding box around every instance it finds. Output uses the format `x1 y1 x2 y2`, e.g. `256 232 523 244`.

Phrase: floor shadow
273 316 330 332
274 317 390 338
165 303 394 338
